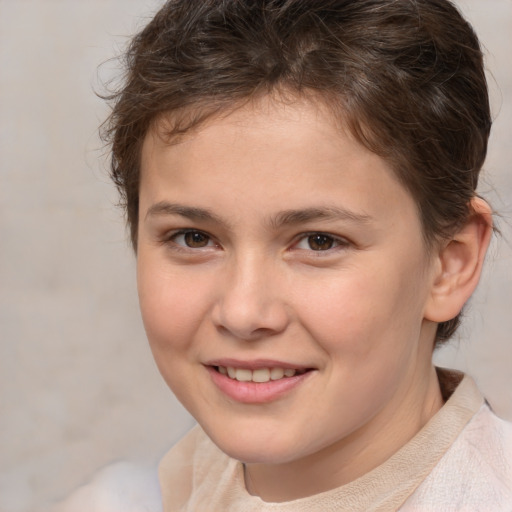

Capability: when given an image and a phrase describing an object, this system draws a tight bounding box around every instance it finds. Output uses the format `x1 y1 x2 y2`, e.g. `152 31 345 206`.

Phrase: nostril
215 324 283 341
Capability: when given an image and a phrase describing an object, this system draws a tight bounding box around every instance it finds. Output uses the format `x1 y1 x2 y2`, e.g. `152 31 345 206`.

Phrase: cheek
137 263 213 406
137 257 207 354
295 263 427 357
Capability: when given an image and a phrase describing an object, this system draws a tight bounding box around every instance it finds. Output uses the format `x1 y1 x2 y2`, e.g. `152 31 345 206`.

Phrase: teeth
252 368 270 383
270 367 284 380
219 366 301 382
235 368 252 382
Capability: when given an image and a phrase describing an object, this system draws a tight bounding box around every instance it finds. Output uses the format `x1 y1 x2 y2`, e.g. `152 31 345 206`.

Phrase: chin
203 425 306 465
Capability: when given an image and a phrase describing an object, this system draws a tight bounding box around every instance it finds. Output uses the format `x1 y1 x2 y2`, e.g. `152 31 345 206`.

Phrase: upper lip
204 358 312 370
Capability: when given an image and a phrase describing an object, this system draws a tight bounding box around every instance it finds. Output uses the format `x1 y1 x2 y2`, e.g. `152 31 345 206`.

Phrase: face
137 97 440 485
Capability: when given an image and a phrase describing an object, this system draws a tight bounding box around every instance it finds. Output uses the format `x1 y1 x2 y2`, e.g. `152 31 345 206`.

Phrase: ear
424 197 493 323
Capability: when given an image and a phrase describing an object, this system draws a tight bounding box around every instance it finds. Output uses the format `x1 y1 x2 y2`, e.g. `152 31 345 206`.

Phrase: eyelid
163 228 219 250
159 228 350 254
290 231 351 252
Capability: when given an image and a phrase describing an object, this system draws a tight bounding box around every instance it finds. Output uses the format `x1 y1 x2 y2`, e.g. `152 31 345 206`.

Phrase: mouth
214 365 310 383
205 359 315 403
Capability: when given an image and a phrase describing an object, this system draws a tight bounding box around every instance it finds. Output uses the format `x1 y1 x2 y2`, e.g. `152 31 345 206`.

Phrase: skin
137 96 451 502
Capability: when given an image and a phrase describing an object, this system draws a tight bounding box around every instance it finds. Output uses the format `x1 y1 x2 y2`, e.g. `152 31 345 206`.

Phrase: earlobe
425 197 493 323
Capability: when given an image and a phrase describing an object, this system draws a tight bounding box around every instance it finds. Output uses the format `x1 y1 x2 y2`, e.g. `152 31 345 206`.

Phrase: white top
50 461 162 512
53 370 512 512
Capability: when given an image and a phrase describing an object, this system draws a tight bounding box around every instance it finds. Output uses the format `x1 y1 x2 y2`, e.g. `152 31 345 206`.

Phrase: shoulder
448 404 512 485
402 404 512 511
51 461 162 512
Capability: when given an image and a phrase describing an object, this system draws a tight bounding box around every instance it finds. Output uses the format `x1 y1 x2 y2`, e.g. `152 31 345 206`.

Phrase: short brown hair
102 0 491 344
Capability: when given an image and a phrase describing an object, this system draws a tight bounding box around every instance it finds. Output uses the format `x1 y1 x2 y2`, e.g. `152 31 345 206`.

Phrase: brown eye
184 231 210 248
171 230 213 248
307 234 335 251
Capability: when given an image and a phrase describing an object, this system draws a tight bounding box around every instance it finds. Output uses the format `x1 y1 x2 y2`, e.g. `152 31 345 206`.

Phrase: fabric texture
158 370 512 511
51 462 162 512
54 370 512 511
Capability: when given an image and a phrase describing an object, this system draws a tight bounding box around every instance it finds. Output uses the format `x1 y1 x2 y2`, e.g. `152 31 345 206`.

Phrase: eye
170 230 215 249
294 233 348 252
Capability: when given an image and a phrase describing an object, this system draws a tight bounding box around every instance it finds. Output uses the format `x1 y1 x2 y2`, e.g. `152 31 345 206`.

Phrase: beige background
0 1 510 511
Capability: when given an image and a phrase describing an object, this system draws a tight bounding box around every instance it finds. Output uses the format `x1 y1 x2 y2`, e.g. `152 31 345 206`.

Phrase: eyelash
292 232 350 253
163 229 218 251
163 229 349 254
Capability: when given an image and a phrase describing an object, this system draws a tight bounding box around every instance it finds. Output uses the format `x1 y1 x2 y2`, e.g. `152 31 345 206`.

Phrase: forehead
139 96 420 231
143 96 371 182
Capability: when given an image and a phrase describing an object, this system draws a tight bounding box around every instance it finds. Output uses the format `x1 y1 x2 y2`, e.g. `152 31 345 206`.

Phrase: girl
59 0 512 510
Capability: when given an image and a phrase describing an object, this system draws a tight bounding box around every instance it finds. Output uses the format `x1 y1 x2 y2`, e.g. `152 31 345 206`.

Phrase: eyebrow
269 207 373 230
145 201 224 224
145 201 373 229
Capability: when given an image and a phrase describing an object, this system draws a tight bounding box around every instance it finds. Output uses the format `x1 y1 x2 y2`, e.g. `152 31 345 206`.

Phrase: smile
216 366 307 383
207 363 314 404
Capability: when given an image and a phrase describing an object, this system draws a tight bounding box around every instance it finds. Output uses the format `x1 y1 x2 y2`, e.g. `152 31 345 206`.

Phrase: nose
211 254 290 341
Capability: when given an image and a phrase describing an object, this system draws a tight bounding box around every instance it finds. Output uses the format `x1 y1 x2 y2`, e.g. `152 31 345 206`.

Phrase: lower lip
206 366 313 404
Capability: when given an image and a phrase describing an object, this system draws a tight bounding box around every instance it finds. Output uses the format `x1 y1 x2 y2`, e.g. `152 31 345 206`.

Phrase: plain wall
0 1 510 511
